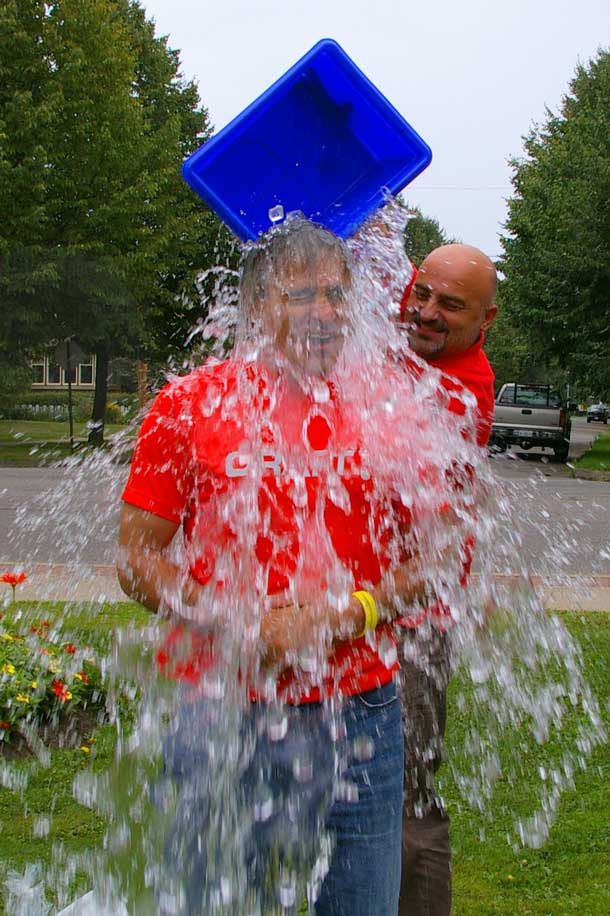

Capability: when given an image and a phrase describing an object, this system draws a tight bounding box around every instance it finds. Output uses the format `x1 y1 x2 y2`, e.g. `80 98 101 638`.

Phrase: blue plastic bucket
182 38 432 240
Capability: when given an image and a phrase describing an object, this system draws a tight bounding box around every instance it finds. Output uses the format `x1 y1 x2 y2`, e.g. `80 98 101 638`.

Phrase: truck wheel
553 445 570 463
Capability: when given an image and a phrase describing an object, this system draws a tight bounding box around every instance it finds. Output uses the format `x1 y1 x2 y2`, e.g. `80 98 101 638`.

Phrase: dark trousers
398 628 452 916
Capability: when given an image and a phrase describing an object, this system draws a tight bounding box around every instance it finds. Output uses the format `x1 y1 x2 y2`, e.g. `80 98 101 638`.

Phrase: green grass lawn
574 430 610 471
0 605 609 914
0 419 125 442
0 420 131 466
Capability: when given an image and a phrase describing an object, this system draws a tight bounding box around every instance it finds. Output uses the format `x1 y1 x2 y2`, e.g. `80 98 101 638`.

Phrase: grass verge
0 421 130 466
0 606 608 914
573 430 610 471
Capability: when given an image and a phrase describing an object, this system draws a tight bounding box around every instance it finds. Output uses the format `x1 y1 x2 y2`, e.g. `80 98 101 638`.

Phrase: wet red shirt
397 330 495 628
122 359 418 704
428 336 495 447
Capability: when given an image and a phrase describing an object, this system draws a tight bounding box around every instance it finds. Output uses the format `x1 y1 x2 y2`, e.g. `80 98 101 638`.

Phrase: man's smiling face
261 252 351 377
405 245 498 359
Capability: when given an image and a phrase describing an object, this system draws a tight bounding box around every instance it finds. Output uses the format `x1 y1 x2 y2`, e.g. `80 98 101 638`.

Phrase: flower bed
0 613 105 748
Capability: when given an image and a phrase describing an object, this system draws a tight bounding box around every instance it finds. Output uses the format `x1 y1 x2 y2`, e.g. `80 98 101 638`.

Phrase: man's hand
259 591 366 669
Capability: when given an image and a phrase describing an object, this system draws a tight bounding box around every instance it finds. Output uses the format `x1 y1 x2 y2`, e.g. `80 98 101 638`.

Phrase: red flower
52 679 70 701
1 571 27 601
63 643 77 655
0 572 27 587
41 621 50 628
0 721 10 730
31 626 41 635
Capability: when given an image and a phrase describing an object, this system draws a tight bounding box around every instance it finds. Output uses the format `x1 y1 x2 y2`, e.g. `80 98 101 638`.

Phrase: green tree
403 203 454 265
0 0 224 442
500 48 610 399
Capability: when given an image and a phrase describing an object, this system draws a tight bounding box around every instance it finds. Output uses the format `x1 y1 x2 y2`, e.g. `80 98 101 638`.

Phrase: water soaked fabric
122 358 430 703
157 682 403 915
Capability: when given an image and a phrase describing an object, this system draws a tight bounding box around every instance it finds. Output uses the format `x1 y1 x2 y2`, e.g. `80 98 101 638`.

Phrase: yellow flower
65 690 72 700
2 663 15 674
1 633 13 641
15 693 30 704
507 874 515 881
48 663 60 674
74 672 84 681
30 680 38 689
79 746 90 754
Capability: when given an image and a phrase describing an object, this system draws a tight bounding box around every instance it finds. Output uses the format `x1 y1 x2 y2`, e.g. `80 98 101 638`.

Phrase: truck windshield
498 385 563 408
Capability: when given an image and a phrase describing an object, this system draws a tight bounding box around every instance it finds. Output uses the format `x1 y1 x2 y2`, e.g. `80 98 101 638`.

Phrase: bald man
398 245 497 916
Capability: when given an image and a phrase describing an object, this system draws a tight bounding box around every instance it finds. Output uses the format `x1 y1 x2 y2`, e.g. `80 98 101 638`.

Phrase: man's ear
481 302 498 333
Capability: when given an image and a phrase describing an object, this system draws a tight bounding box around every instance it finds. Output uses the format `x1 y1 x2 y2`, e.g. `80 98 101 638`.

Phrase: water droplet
335 779 359 803
268 713 288 742
352 734 375 761
278 873 297 908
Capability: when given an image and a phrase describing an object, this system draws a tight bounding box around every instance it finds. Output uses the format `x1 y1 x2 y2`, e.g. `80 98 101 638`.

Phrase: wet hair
240 217 351 313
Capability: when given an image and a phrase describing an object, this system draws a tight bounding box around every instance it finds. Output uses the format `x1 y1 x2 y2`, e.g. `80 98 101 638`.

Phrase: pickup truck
490 383 571 461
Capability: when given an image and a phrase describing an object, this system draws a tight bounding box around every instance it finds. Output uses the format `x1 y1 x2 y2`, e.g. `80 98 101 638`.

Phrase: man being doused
117 218 480 915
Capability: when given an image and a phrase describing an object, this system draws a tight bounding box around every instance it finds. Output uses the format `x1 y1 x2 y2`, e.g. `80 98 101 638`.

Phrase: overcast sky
143 0 609 258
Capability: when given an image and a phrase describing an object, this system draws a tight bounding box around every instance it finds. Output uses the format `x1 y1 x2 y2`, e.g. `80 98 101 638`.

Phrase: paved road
0 419 608 580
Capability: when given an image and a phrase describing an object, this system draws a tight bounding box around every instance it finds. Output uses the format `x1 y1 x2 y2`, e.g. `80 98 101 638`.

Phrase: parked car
490 383 571 461
587 402 608 424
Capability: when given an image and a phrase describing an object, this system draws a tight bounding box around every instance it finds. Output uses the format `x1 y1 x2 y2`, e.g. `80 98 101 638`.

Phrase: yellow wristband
353 590 379 638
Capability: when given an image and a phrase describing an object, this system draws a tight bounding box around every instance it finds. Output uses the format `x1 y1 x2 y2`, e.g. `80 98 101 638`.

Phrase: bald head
406 243 498 359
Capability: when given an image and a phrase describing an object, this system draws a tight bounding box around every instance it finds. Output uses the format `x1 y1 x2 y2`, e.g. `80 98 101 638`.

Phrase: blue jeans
316 681 404 916
159 680 403 915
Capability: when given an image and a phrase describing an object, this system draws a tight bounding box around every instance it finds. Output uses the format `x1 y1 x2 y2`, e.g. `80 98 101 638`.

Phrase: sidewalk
3 563 610 611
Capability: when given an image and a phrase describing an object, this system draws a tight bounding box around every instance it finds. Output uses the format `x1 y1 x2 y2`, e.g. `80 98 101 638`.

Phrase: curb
570 468 610 482
2 566 610 612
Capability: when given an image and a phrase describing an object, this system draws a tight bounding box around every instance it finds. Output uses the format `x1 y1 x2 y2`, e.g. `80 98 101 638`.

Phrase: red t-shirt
397 274 496 628
122 359 423 704
428 337 495 447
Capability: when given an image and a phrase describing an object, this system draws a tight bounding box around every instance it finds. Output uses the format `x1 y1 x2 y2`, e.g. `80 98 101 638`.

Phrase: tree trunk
88 344 109 446
137 360 148 409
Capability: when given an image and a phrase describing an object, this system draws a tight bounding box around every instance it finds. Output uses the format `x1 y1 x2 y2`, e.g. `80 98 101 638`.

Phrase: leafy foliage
0 1 233 441
500 48 610 400
403 202 455 266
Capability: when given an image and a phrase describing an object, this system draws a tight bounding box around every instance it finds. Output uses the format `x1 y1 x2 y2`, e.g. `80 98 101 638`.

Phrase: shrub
0 391 133 424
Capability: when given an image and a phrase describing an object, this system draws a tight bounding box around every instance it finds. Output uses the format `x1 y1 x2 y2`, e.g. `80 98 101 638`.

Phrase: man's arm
117 505 204 615
117 504 429 667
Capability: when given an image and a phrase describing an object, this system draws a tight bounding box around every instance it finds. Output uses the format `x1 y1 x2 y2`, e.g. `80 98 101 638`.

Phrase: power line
412 186 511 191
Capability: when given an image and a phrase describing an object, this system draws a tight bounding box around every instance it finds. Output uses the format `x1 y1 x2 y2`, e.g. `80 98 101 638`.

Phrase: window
499 385 563 408
64 366 77 385
47 363 60 384
79 362 93 385
32 363 45 385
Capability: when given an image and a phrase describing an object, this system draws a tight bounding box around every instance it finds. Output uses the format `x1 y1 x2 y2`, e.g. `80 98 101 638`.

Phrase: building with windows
30 354 95 389
29 354 139 392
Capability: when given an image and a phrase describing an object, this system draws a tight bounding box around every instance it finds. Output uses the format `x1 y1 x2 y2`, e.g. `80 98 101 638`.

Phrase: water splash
1 200 607 913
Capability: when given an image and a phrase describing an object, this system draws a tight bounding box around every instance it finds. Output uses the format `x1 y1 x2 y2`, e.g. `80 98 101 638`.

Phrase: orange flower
74 672 90 684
